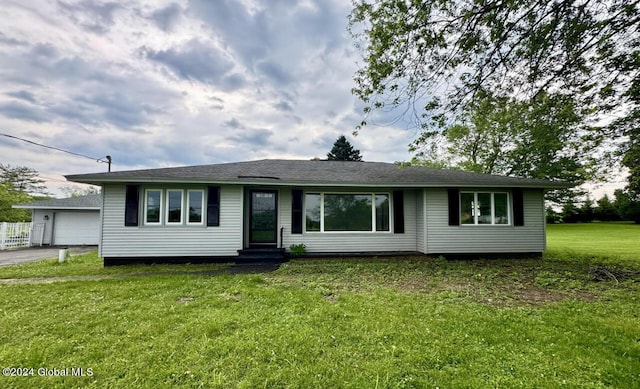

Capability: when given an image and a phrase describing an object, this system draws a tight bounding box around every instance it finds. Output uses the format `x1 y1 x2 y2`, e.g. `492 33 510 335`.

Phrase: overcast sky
0 0 418 194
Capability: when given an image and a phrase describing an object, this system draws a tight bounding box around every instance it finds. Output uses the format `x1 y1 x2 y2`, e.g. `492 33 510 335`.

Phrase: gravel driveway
0 246 98 267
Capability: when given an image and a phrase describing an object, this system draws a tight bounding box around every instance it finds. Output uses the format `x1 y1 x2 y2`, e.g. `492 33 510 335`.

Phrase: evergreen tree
0 164 47 195
595 195 619 221
579 197 595 223
327 136 363 161
546 206 560 224
614 189 640 224
561 200 580 223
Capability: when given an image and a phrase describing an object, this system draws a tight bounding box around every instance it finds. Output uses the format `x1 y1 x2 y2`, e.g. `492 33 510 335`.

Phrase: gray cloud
30 43 58 58
209 95 225 109
188 0 268 66
47 101 98 124
274 100 294 112
11 53 114 85
290 115 303 125
57 1 122 34
290 0 347 50
0 32 28 47
6 91 38 104
256 60 291 86
74 92 162 128
150 3 183 32
220 73 246 91
142 40 243 89
0 44 179 130
0 44 179 129
0 101 49 122
224 118 243 129
188 0 350 87
228 128 274 145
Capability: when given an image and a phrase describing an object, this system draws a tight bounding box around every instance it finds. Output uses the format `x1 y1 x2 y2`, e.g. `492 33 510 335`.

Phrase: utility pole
106 155 112 172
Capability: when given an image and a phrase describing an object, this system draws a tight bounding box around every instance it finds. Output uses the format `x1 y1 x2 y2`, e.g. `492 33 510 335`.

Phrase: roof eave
65 175 572 189
12 205 101 210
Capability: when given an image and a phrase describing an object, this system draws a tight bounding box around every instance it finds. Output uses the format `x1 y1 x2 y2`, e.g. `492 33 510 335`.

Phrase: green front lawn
0 252 231 279
547 222 640 265
0 223 638 388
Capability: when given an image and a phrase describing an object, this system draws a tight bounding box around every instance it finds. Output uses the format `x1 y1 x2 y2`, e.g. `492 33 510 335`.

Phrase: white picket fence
0 222 32 250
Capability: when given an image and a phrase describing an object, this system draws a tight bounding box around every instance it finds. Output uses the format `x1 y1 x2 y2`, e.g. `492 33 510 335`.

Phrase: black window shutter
448 189 460 226
124 185 139 226
513 188 525 226
393 190 405 234
207 186 220 227
291 189 303 234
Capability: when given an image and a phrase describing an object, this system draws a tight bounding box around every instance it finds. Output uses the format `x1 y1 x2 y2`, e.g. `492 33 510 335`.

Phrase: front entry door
249 190 278 246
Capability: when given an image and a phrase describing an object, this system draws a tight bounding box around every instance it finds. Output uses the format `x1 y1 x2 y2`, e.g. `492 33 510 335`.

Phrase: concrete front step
237 248 286 261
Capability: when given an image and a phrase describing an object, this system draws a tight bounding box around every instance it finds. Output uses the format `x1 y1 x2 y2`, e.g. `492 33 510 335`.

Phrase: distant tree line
547 190 640 224
0 164 50 222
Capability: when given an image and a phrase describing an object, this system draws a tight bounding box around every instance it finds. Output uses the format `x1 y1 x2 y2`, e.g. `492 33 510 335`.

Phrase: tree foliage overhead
419 91 597 183
350 0 639 123
622 128 640 198
349 0 640 183
327 135 364 161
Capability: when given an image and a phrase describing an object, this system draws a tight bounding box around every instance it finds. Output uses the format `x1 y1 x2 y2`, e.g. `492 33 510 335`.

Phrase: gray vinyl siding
32 210 53 245
425 188 546 254
100 184 243 257
280 188 418 253
99 183 546 258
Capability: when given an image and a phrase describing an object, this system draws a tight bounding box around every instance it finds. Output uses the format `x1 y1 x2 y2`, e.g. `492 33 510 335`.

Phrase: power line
1 132 108 163
0 132 110 165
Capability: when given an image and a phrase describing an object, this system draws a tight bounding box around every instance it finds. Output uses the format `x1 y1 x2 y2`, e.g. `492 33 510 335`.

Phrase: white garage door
53 211 100 245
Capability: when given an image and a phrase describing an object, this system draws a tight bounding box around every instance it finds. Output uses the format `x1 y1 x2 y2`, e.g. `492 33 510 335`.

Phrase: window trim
166 189 184 225
460 191 511 226
144 189 163 226
304 192 392 233
186 189 205 225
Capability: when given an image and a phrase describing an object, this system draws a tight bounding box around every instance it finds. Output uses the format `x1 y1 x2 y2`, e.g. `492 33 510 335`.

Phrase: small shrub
289 243 306 257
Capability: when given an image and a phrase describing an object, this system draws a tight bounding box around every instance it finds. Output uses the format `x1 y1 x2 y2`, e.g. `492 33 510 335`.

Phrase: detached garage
13 194 101 246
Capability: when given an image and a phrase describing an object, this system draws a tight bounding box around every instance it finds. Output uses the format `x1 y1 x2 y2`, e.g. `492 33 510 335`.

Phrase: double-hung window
144 189 163 225
305 192 390 232
166 190 183 224
187 190 204 225
460 192 510 225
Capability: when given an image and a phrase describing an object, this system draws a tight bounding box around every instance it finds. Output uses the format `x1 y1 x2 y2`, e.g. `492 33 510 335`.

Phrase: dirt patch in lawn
482 284 597 307
265 258 635 307
394 275 597 307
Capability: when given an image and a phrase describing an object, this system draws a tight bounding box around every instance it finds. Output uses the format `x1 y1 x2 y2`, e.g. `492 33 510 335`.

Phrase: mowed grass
0 223 638 388
547 222 640 264
0 252 231 279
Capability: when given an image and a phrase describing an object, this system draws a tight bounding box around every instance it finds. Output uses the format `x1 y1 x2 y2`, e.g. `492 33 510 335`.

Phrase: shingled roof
13 194 102 210
66 159 571 189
